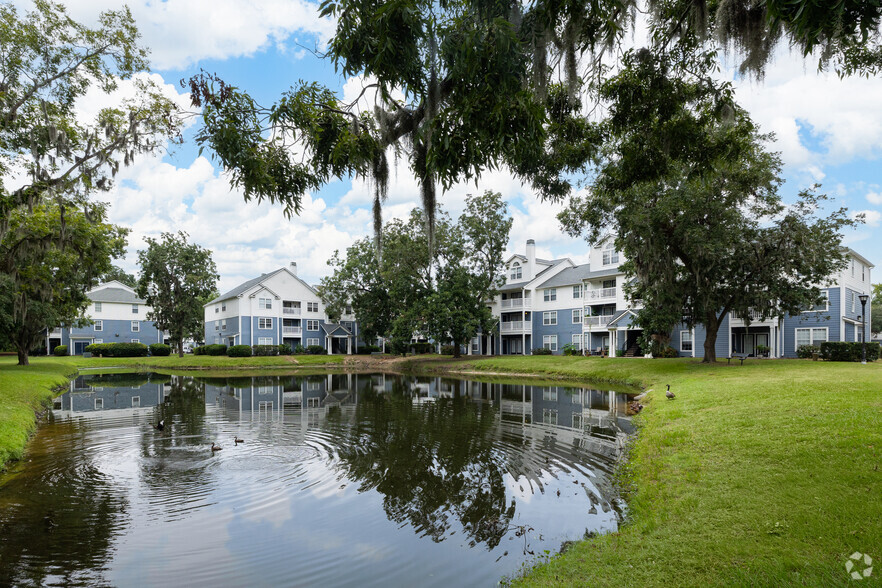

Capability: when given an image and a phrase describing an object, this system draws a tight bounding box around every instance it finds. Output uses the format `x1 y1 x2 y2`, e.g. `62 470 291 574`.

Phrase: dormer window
602 242 619 266
510 263 522 280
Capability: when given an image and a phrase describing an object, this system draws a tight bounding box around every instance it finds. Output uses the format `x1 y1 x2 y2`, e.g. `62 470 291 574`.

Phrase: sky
34 1 882 292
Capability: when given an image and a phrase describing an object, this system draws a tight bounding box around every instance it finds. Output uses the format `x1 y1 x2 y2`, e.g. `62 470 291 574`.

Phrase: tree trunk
702 317 719 363
452 340 461 358
178 340 184 358
17 348 29 366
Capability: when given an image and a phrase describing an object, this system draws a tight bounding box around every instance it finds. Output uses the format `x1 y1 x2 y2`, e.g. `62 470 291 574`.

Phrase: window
258 318 273 329
215 306 219 313
221 319 227 330
680 330 692 352
573 414 584 428
345 305 352 315
602 245 619 265
215 323 219 330
862 263 866 282
307 396 320 407
542 334 558 351
572 309 582 324
852 292 856 313
543 311 557 325
95 398 103 410
259 297 272 310
572 285 582 298
795 327 828 349
221 302 226 311
132 304 138 314
94 320 103 331
93 339 103 344
307 302 319 312
132 396 140 408
851 259 855 277
258 337 273 345
603 279 616 290
307 337 319 346
510 264 522 280
131 321 140 332
307 320 319 331
542 387 557 401
132 339 139 344
802 290 829 313
542 409 558 425
94 302 102 313
543 288 557 302
572 334 583 350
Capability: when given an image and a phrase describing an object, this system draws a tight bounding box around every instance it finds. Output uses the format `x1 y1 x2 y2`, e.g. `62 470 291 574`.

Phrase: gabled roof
537 264 593 288
847 248 875 268
499 262 570 292
88 282 146 304
208 267 318 306
608 309 636 327
321 323 353 337
583 267 623 280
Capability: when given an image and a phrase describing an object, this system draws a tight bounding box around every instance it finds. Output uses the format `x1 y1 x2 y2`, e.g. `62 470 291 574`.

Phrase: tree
101 265 138 289
871 283 882 336
0 202 127 365
0 0 183 235
136 232 219 357
559 49 853 362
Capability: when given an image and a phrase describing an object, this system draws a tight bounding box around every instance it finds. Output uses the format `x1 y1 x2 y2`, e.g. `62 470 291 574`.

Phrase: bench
728 352 749 365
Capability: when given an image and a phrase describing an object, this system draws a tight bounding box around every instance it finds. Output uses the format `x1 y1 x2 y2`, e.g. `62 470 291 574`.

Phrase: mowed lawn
463 357 882 587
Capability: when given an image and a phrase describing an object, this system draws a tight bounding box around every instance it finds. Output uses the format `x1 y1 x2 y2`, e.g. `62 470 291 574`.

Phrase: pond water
0 372 636 587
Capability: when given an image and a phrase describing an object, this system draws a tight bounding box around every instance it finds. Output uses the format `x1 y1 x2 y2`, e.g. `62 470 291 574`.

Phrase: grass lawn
456 356 881 587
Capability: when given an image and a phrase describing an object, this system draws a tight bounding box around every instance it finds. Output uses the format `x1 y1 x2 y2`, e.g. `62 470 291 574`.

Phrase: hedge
306 345 326 355
440 345 457 355
194 344 227 356
797 344 820 359
819 341 880 362
278 343 292 355
84 342 149 357
356 344 381 355
149 343 171 356
228 345 252 357
53 345 68 356
411 342 434 354
532 347 553 355
252 344 279 356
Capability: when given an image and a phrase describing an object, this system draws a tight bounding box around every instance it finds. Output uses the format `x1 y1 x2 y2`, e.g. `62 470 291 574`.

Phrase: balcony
585 288 616 301
500 321 532 333
48 328 63 336
283 306 301 316
583 315 613 327
282 326 302 336
501 298 531 309
730 309 776 324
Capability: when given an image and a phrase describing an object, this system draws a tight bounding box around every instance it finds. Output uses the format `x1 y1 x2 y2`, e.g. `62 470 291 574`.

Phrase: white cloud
53 0 335 70
851 209 882 227
867 191 882 205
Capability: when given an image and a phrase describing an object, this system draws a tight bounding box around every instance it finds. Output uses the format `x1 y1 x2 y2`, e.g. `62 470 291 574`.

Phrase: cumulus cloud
851 209 882 227
867 191 882 205
52 0 334 70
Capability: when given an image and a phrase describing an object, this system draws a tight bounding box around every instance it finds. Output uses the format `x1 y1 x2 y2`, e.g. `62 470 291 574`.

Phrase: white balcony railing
732 309 775 322
282 326 302 336
283 307 301 315
583 315 613 327
585 288 616 301
501 298 531 309
49 328 63 336
500 321 532 333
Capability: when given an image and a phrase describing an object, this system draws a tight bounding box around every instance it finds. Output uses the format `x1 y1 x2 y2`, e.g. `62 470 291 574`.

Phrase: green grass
452 356 881 587
62 353 344 369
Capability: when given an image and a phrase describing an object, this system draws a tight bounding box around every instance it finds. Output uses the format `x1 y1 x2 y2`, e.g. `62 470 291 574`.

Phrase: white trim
543 311 557 326
94 320 103 331
258 317 273 329
795 326 828 350
680 330 693 353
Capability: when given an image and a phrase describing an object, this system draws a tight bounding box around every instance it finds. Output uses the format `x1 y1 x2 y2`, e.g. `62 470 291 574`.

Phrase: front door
742 334 755 356
73 341 90 355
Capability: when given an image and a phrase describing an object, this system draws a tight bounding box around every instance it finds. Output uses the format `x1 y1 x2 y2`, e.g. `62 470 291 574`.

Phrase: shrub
194 344 227 356
532 347 553 355
653 346 678 358
440 345 457 355
53 345 68 356
615 348 625 357
819 341 880 362
228 345 252 357
293 344 306 355
356 344 381 355
149 343 171 356
796 344 820 359
411 342 434 354
561 343 581 356
278 343 292 355
252 344 279 356
306 344 326 355
84 342 148 357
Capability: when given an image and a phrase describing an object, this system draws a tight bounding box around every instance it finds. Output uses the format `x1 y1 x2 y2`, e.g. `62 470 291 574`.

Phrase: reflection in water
0 372 635 587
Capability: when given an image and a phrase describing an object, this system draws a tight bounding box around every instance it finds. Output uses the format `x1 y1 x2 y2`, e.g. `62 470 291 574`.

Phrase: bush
278 343 292 355
440 344 457 355
796 344 820 359
561 343 581 356
53 345 68 356
356 344 381 355
532 347 553 355
615 348 625 357
149 343 171 356
652 346 678 358
194 344 227 356
306 345 326 355
411 342 434 354
252 344 279 356
293 344 306 355
228 345 252 357
819 341 880 362
84 342 148 357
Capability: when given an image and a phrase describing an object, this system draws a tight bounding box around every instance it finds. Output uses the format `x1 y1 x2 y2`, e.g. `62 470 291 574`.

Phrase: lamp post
859 294 869 364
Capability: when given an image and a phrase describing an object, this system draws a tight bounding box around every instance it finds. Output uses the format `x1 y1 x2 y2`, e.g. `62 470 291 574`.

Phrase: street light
859 294 869 364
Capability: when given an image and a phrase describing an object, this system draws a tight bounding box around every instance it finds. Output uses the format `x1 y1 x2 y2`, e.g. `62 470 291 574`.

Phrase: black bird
665 385 675 400
211 443 223 451
153 420 165 431
234 436 245 445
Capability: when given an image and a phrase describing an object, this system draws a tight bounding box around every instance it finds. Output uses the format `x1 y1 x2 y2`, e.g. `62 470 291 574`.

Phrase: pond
0 372 637 587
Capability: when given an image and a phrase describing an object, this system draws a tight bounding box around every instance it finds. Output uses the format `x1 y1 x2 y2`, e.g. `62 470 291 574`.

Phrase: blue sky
50 0 882 292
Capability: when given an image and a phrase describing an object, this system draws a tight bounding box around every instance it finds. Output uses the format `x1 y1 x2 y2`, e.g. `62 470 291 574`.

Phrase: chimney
289 262 297 276
526 239 536 279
